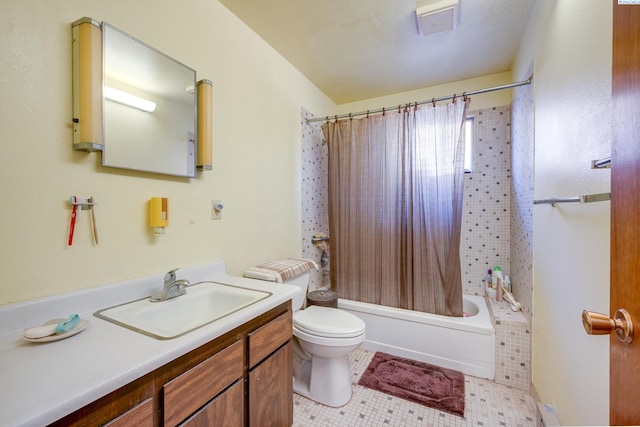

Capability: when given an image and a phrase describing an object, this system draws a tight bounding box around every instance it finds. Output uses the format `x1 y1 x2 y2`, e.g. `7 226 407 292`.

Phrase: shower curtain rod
306 77 532 123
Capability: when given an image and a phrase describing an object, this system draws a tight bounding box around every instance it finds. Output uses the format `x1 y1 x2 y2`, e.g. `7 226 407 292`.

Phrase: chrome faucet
150 268 190 302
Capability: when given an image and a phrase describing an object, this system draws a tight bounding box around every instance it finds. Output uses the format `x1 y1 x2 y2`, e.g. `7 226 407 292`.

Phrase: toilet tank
283 272 310 311
244 270 310 311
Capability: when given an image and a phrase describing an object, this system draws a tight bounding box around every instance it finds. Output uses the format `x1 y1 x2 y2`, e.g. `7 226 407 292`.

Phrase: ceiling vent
415 0 461 37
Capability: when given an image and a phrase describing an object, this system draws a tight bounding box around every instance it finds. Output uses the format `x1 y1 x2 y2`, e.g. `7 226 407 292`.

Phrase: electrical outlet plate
211 200 222 220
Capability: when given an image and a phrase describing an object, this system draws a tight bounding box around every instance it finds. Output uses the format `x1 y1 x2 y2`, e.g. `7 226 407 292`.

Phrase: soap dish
23 318 89 343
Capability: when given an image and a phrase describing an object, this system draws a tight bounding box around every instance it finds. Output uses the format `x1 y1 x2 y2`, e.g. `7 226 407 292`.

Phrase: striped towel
245 258 319 283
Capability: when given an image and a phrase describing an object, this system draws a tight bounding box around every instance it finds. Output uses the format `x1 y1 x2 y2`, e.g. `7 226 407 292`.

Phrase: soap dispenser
149 197 168 235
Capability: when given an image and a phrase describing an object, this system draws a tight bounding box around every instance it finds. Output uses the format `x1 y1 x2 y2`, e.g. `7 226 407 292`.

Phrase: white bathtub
338 294 495 379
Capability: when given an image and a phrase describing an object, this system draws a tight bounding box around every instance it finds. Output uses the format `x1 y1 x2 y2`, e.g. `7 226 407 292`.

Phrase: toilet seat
294 305 366 338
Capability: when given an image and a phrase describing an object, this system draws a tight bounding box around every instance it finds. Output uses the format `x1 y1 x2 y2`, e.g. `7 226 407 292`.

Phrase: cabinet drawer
164 340 243 426
248 310 292 368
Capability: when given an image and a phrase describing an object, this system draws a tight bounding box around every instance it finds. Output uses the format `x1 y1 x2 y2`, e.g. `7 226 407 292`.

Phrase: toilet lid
294 305 366 338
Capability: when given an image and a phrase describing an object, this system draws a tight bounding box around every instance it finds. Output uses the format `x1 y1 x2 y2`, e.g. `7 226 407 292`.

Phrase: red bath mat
358 352 465 417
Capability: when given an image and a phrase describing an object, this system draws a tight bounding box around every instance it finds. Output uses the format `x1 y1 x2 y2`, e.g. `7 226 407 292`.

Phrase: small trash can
306 289 338 308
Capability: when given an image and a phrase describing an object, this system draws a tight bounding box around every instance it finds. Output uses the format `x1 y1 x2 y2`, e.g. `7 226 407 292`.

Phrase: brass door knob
582 309 634 344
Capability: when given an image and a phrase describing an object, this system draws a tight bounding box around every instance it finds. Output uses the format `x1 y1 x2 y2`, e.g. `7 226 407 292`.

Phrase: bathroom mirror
101 22 196 177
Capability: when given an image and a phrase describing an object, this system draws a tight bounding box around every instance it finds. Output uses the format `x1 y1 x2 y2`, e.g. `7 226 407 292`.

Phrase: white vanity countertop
0 261 299 427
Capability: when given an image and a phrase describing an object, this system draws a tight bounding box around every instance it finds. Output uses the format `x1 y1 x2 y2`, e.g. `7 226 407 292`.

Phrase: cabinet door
180 380 244 427
104 398 153 427
249 342 293 427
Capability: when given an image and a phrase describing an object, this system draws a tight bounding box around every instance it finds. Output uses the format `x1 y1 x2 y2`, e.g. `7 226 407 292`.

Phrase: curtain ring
349 113 353 121
452 94 457 104
382 107 385 116
414 102 418 110
366 110 370 118
432 98 436 107
463 92 468 102
398 105 402 114
334 115 338 122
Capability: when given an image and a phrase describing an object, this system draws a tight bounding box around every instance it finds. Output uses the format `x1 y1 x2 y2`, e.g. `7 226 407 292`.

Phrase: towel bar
534 192 611 207
591 157 611 169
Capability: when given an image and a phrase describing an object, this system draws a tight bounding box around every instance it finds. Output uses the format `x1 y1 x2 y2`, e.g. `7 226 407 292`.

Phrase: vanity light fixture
72 17 103 152
103 86 157 112
196 79 213 170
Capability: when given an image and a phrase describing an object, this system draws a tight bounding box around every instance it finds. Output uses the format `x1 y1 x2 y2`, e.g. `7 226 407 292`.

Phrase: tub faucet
150 268 190 302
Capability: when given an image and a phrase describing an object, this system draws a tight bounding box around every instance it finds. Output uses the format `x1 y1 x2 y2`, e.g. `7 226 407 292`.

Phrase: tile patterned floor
293 348 537 427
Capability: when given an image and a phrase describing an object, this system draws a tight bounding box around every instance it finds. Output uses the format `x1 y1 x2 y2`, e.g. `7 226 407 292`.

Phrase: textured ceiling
219 0 537 104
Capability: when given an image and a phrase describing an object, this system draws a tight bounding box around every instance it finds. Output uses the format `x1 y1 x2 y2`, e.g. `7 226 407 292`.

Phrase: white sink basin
95 281 271 339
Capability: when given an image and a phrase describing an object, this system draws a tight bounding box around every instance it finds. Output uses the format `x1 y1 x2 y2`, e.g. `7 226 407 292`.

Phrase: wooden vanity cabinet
48 301 292 427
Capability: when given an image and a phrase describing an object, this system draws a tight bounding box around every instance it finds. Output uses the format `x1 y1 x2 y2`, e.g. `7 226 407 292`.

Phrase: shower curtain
321 99 469 317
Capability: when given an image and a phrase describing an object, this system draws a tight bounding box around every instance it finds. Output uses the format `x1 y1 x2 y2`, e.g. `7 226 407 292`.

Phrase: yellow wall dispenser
149 197 168 235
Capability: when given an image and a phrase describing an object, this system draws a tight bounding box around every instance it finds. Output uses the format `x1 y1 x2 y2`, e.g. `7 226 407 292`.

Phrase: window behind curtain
464 116 474 173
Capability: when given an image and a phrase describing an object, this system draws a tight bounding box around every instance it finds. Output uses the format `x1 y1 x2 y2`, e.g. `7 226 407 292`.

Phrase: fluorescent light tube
104 86 157 112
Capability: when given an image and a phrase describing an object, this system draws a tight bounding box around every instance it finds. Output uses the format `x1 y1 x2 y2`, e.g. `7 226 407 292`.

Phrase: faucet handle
164 268 179 283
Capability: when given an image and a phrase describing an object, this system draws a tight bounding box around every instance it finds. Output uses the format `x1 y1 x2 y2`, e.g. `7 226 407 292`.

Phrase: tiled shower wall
301 105 515 296
510 76 535 324
461 105 512 295
301 108 329 292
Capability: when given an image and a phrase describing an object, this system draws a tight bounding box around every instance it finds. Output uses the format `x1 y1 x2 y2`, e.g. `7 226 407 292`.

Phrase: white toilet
246 269 366 407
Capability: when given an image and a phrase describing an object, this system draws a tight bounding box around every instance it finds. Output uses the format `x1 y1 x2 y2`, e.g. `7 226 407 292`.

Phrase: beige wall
514 1 612 425
0 0 336 305
336 71 515 115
